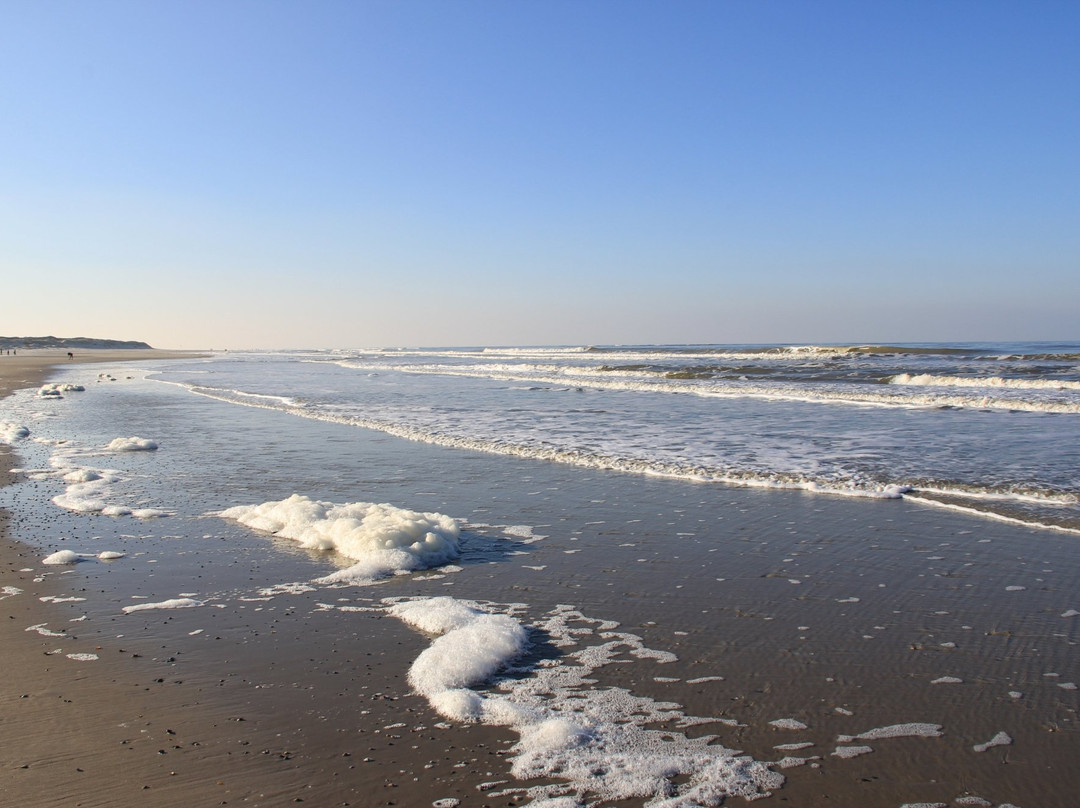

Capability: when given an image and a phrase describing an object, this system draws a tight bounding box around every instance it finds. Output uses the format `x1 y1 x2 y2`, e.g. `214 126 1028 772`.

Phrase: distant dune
0 335 153 350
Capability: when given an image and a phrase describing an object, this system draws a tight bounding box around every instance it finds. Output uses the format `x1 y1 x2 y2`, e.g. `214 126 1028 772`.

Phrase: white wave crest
889 373 1080 391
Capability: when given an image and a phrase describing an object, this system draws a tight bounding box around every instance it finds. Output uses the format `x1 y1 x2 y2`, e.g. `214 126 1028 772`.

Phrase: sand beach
2 350 1078 808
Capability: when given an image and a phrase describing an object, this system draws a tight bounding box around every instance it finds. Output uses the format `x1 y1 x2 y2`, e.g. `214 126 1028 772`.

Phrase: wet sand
0 352 524 807
2 352 1078 807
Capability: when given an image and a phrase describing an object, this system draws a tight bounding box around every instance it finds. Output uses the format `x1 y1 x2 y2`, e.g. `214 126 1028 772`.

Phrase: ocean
2 342 1078 806
164 341 1080 532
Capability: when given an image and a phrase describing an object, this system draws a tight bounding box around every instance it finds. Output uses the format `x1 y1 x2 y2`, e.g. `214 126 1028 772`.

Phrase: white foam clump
1 423 30 443
221 494 460 583
831 745 873 759
43 550 83 565
390 597 529 714
38 383 85 398
837 723 942 742
973 731 1011 752
107 436 158 452
62 468 102 483
122 597 203 613
51 465 120 514
98 551 125 560
769 718 808 731
389 597 783 805
132 508 167 519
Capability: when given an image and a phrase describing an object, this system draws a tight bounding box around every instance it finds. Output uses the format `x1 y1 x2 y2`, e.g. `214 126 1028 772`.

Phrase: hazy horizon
3 2 1077 350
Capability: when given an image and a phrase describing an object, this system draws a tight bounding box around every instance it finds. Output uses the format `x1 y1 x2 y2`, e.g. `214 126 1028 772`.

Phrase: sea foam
390 597 529 710
220 494 460 582
106 436 159 452
1 423 30 443
42 550 83 565
122 597 203 613
387 597 783 805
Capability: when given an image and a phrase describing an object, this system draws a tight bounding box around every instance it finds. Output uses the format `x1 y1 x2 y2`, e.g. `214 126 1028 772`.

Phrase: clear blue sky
2 1 1077 348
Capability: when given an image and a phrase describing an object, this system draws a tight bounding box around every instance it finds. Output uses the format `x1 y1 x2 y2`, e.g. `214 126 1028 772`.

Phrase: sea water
2 342 1079 805
152 342 1080 531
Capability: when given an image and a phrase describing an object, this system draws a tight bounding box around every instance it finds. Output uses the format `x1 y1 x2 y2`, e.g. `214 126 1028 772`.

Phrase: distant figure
67 351 74 359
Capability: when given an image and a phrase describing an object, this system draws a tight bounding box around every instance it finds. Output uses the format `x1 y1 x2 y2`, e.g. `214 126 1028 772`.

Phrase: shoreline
0 350 415 807
2 351 1077 806
0 351 530 807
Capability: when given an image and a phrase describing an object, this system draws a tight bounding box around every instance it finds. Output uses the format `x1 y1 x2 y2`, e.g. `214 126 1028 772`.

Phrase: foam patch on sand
837 723 942 742
387 597 783 805
45 455 165 518
1 422 30 443
220 494 460 583
38 383 85 398
106 436 159 452
122 597 204 613
832 745 874 758
389 597 529 708
973 731 1011 752
43 550 83 565
26 623 67 637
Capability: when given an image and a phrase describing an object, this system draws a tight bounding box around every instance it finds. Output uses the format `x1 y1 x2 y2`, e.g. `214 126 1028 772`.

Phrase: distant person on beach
67 352 74 359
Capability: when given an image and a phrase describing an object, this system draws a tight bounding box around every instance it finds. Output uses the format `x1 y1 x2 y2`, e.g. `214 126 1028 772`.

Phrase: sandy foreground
0 352 547 808
0 352 474 807
2 350 1078 808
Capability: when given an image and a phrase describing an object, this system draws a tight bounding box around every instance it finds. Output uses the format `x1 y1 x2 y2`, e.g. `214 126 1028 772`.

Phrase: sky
2 1 1077 349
